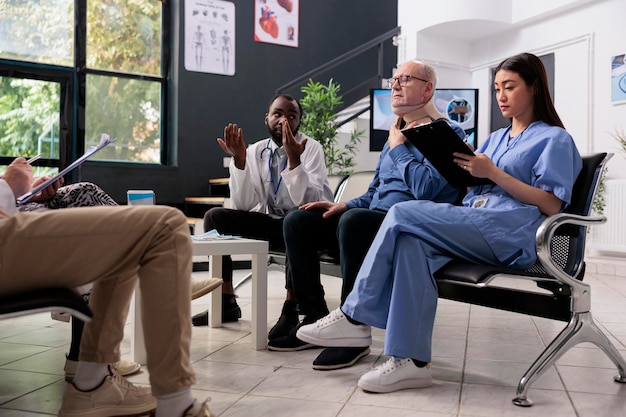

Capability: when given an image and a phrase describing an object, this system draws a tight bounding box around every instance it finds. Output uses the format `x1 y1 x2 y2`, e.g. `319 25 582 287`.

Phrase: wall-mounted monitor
370 88 479 152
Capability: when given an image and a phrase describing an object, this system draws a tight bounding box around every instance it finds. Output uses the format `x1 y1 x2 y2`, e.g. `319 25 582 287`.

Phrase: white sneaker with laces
296 308 371 347
358 357 432 393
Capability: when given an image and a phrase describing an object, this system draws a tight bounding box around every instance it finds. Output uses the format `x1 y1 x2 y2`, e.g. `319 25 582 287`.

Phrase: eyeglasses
385 75 429 88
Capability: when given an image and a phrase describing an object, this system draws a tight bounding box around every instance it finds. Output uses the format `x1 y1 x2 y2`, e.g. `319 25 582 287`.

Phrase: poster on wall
254 0 299 48
611 53 626 104
184 0 235 76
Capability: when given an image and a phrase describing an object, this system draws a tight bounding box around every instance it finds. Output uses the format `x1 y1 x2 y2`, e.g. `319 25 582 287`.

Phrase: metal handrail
275 27 400 94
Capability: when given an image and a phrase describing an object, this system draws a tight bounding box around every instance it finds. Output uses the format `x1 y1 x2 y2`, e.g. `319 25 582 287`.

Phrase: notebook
402 120 493 188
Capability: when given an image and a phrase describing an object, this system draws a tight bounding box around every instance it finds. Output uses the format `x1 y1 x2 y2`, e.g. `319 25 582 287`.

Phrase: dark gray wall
82 0 398 207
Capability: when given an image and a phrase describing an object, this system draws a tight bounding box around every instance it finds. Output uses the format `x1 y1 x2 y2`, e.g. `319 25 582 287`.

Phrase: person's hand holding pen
1 156 36 199
20 153 64 202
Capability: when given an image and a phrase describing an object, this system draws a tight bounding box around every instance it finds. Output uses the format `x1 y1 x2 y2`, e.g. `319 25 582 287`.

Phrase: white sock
73 362 110 391
156 387 194 417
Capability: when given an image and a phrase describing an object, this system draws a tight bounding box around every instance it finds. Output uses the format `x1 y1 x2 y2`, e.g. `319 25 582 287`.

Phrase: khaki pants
0 205 195 396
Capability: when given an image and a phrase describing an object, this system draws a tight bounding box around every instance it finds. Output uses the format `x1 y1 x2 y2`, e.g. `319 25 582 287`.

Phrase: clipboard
402 119 493 188
17 134 116 205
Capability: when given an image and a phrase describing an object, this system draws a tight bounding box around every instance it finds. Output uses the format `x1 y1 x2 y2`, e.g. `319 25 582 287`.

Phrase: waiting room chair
434 152 626 406
0 287 92 323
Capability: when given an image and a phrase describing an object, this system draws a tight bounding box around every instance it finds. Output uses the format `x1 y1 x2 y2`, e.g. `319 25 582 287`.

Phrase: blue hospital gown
342 121 582 362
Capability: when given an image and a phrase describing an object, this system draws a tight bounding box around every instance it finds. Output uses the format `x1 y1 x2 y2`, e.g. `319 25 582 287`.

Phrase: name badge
472 196 489 209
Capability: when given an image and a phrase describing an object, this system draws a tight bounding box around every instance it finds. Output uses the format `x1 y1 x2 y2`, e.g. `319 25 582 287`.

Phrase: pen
26 153 43 164
0 153 44 179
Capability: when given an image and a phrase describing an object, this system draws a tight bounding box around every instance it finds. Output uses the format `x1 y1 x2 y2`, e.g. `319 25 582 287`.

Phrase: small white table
131 238 269 364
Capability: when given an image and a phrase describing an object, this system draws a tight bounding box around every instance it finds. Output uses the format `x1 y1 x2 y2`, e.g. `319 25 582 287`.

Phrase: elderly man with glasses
267 60 466 370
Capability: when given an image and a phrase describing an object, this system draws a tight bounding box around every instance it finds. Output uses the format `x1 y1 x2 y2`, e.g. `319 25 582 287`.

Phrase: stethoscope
259 138 288 195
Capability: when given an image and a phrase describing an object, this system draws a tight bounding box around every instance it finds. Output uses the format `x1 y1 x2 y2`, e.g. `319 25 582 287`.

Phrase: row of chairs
237 153 626 406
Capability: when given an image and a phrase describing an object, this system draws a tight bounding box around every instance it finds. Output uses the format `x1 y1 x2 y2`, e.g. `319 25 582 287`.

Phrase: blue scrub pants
342 200 504 362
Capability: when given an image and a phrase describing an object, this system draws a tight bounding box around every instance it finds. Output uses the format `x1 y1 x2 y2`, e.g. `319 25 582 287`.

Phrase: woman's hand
453 152 563 215
453 152 496 179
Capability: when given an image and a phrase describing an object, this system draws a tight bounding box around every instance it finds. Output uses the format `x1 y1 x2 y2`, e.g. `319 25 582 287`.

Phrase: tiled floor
1 260 626 416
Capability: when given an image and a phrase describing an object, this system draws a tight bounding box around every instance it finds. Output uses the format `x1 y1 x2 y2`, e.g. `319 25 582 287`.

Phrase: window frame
0 0 170 180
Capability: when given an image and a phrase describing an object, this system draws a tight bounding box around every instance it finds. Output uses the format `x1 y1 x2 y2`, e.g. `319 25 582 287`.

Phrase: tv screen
369 88 479 152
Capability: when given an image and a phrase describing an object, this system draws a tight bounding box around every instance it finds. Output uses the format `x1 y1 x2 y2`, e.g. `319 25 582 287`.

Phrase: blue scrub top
461 120 582 266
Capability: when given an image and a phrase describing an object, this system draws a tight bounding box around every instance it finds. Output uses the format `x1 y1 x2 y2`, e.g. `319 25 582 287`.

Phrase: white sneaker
296 308 371 347
58 367 156 417
191 277 223 300
64 358 142 382
358 357 432 393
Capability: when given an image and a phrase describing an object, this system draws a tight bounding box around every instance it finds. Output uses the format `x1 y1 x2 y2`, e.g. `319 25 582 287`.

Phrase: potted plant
611 126 626 155
299 78 364 175
592 127 625 216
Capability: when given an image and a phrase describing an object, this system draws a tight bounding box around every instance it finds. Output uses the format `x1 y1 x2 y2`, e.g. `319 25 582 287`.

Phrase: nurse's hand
453 152 496 179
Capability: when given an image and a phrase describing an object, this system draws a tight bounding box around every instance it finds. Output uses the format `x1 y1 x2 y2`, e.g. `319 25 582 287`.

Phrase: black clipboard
403 119 492 188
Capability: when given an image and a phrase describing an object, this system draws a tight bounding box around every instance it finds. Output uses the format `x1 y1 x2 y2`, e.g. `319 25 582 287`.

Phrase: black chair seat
0 287 92 323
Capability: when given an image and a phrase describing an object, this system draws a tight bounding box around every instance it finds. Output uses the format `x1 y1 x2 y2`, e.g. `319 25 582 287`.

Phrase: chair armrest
534 212 606 313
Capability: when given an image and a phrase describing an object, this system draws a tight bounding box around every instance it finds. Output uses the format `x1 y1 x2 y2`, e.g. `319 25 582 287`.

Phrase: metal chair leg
234 262 285 290
513 311 626 407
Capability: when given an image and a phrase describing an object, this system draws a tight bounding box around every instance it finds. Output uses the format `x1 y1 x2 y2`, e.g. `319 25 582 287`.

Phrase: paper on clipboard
17 134 116 205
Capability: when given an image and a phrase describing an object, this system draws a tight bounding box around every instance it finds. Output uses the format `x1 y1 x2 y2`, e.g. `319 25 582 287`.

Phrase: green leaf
299 78 364 175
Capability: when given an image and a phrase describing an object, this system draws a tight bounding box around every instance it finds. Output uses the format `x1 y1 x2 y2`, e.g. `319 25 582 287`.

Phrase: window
0 0 168 169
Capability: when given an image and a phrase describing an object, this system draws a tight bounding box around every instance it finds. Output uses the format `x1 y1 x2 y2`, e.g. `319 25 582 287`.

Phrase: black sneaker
268 300 299 340
312 346 371 370
222 293 241 322
268 316 326 352
192 294 241 326
192 310 209 326
267 330 316 351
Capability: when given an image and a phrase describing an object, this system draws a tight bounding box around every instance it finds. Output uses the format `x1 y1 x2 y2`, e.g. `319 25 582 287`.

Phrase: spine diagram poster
254 0 299 48
185 0 235 75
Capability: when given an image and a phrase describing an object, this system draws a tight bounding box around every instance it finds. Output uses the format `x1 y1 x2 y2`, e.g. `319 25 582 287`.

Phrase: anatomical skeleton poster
185 0 235 75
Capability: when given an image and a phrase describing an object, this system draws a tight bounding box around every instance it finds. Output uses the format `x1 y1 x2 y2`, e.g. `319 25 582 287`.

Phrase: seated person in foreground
192 93 333 326
0 159 215 416
297 52 583 393
21 177 219 380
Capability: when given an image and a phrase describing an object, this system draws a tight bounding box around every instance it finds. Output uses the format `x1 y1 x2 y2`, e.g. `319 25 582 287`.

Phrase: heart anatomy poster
185 0 235 75
254 0 299 48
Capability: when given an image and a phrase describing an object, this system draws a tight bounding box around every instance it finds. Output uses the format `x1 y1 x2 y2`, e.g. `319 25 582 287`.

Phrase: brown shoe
183 399 214 417
191 277 223 300
58 366 156 417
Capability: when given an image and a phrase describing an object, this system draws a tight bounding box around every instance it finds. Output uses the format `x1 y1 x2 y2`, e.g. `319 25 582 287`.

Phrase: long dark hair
495 53 564 129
